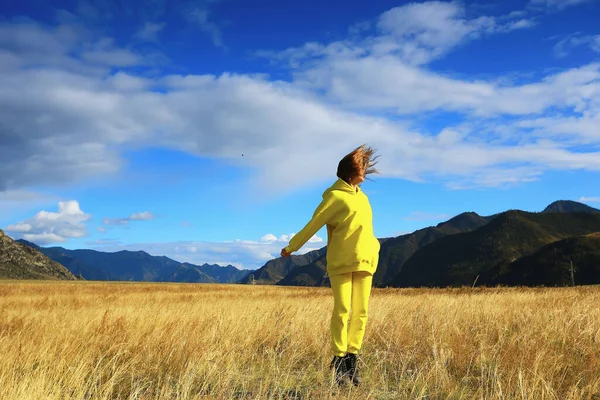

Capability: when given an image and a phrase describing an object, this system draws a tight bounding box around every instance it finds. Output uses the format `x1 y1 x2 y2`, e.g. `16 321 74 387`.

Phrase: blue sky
1 0 600 269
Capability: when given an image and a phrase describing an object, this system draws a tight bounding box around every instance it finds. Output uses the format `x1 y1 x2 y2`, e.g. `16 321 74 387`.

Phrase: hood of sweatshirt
323 178 361 198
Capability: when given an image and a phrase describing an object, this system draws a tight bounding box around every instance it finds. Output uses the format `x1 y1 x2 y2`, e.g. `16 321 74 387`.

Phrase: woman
280 144 380 386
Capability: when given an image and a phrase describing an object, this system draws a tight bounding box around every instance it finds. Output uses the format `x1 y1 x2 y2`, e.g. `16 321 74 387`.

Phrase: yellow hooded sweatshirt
284 178 380 277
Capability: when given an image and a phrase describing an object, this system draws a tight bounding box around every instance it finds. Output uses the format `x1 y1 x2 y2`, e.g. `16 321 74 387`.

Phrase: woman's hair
336 144 380 183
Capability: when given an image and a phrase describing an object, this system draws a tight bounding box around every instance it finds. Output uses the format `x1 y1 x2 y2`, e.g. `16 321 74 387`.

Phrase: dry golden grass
0 281 599 400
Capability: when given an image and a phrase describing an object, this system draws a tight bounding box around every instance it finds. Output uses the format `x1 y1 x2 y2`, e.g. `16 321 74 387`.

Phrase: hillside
499 232 600 286
0 231 76 280
276 256 329 287
390 210 600 287
166 264 216 283
374 212 493 284
164 263 250 283
240 247 327 284
192 263 250 283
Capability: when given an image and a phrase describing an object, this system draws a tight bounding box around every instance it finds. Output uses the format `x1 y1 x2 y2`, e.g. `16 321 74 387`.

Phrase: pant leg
329 272 352 357
347 271 373 354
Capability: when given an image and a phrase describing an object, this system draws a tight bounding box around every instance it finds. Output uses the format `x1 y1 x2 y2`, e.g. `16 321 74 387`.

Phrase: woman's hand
280 248 291 257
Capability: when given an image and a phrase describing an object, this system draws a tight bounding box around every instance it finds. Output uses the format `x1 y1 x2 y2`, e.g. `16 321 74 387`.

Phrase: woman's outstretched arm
280 193 341 257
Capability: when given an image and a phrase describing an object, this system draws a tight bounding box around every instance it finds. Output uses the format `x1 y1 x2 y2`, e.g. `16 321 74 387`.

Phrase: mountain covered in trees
391 209 600 287
499 232 600 287
249 200 600 288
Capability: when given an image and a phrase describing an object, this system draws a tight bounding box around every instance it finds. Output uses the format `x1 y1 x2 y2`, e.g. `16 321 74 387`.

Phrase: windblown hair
336 144 380 184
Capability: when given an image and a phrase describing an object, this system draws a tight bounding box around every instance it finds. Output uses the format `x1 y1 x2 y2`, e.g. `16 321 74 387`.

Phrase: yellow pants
329 271 373 357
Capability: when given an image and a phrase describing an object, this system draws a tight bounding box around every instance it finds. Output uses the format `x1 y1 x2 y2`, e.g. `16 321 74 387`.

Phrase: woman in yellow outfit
280 144 380 386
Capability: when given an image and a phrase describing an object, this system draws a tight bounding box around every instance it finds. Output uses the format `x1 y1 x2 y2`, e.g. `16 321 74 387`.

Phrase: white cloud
291 48 600 117
376 1 483 64
106 72 153 91
80 38 147 67
260 233 323 243
135 22 165 41
373 1 532 64
97 227 107 233
260 234 278 242
0 6 600 195
102 218 128 226
267 2 534 68
102 211 155 226
0 21 79 57
307 235 324 243
186 7 223 48
3 200 91 244
529 0 596 10
591 35 600 53
503 19 536 31
5 223 32 232
81 49 141 66
130 211 155 221
348 21 372 37
23 233 67 244
579 196 600 203
553 34 600 57
444 166 544 190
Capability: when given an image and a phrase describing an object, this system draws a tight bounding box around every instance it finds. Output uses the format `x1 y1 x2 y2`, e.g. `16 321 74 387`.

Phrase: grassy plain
0 281 599 399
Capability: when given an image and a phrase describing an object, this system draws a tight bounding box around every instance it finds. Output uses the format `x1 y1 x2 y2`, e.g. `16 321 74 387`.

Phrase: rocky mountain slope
1 230 76 280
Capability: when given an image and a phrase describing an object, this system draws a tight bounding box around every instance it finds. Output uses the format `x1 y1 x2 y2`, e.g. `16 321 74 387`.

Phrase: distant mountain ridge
16 241 253 284
174 263 249 283
246 200 600 288
9 200 600 287
1 230 76 280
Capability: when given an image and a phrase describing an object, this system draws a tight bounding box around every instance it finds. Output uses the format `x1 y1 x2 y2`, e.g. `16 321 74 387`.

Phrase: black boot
329 355 348 385
344 353 362 386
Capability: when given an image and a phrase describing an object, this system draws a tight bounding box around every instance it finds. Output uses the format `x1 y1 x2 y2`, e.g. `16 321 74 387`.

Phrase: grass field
0 281 599 399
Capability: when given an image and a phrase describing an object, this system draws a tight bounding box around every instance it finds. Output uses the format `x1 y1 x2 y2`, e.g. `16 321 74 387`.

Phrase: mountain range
2 200 599 287
247 200 600 288
13 240 252 284
392 208 600 287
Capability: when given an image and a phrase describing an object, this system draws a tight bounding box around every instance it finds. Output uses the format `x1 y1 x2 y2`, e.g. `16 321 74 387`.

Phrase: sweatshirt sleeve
285 193 341 253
